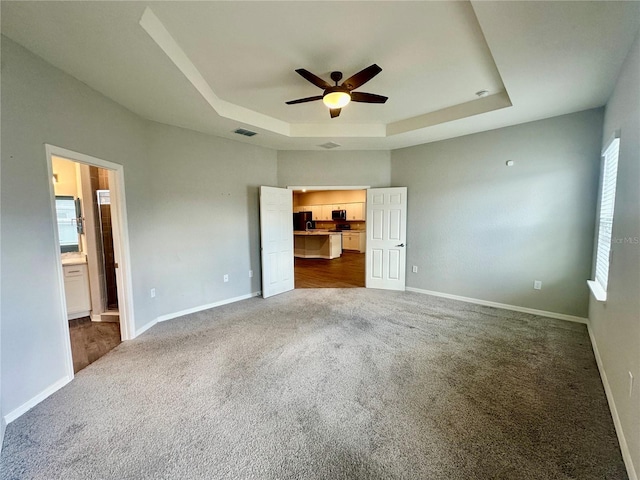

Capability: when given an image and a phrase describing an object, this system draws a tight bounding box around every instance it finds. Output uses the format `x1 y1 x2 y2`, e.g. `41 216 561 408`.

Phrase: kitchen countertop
61 254 87 266
293 230 341 236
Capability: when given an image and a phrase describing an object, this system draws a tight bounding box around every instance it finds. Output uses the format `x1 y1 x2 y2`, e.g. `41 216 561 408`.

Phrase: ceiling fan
286 64 388 118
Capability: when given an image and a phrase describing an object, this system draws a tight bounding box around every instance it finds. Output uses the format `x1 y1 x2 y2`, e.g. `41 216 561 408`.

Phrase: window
588 136 620 301
56 195 82 253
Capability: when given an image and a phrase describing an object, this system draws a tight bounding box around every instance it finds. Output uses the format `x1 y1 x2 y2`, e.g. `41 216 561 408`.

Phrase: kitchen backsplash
316 221 365 231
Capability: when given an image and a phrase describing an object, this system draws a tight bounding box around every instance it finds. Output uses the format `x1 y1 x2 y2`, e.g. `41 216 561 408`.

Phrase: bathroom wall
79 164 106 316
51 156 79 197
96 169 117 309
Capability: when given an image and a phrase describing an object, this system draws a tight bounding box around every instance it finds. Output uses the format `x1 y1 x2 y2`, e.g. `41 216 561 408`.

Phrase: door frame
287 185 371 192
46 144 135 380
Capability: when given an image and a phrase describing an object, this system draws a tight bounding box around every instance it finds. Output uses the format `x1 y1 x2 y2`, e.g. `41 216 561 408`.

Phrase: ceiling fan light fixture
323 91 351 109
286 65 384 118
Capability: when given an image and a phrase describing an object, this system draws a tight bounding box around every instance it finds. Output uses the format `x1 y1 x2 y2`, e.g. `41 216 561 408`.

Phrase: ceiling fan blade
330 108 341 118
341 64 382 90
285 95 323 105
350 92 388 104
295 69 331 89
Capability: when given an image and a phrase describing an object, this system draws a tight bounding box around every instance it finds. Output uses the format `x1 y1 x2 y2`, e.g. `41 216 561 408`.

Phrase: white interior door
260 186 294 298
366 187 407 291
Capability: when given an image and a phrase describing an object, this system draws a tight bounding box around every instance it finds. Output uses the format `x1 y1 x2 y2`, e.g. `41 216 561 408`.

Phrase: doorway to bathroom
47 144 134 377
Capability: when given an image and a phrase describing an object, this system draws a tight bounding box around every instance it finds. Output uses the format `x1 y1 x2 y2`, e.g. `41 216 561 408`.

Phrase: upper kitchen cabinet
294 205 322 221
345 203 365 221
292 190 367 221
310 205 322 221
320 205 334 221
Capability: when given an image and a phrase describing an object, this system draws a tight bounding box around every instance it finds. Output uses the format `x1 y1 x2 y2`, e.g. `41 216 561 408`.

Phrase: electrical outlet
223 274 229 283
249 270 253 278
629 371 634 398
150 288 156 298
533 280 542 290
412 265 418 273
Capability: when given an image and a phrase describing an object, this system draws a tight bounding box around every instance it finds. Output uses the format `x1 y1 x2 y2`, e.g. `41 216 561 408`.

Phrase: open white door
366 187 407 291
260 186 294 298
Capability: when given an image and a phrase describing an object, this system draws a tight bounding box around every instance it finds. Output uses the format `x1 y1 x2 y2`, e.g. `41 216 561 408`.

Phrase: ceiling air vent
318 141 341 150
234 128 257 137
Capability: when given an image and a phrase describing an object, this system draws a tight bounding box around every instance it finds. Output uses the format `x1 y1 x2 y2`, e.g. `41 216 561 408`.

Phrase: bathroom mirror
56 195 81 253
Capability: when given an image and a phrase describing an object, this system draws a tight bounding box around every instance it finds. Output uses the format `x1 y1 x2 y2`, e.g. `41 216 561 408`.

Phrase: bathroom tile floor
68 317 121 373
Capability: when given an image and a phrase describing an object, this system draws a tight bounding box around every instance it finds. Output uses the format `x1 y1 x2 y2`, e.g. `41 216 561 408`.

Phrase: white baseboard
405 287 588 324
156 291 261 323
0 415 6 452
587 323 637 480
134 318 158 338
135 291 262 337
4 375 72 425
2 292 263 428
92 313 120 323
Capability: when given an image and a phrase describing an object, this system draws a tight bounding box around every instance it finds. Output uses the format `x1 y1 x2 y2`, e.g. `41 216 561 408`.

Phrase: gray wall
589 31 640 478
0 37 276 419
277 150 390 188
1 37 150 416
146 123 276 317
391 109 604 317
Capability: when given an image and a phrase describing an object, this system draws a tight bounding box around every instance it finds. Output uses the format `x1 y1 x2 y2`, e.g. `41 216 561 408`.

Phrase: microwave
332 209 347 220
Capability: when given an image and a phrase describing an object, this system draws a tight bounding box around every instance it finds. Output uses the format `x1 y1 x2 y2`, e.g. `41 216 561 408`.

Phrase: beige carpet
0 289 627 479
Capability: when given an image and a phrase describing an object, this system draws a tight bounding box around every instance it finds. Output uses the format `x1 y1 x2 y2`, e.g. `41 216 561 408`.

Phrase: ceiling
2 1 639 151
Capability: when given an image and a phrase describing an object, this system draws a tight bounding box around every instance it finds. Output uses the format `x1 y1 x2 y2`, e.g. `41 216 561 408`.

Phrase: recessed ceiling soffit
139 7 512 140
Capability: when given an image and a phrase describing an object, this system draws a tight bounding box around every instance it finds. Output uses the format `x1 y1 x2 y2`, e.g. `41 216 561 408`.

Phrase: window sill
587 280 607 302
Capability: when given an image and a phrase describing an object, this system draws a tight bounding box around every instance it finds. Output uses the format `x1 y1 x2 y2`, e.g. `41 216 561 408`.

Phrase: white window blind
594 137 620 293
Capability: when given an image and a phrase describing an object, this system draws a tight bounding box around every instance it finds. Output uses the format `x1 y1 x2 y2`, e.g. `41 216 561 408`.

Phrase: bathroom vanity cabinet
63 263 91 319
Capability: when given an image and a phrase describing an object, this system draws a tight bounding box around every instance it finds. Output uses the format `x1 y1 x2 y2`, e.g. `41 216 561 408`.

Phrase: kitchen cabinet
294 205 319 221
309 205 322 221
342 231 366 252
294 231 342 259
63 263 91 319
296 200 366 222
345 202 365 221
295 205 322 220
320 204 334 221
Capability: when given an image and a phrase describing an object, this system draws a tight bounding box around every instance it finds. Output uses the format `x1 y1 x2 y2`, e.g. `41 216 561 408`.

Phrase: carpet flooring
0 289 627 479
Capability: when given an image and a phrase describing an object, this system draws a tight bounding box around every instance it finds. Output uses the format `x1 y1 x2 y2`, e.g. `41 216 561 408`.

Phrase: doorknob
395 243 405 247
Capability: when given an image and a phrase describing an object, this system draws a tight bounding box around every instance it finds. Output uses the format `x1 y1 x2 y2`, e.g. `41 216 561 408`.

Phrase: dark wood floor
69 317 121 373
295 251 365 288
